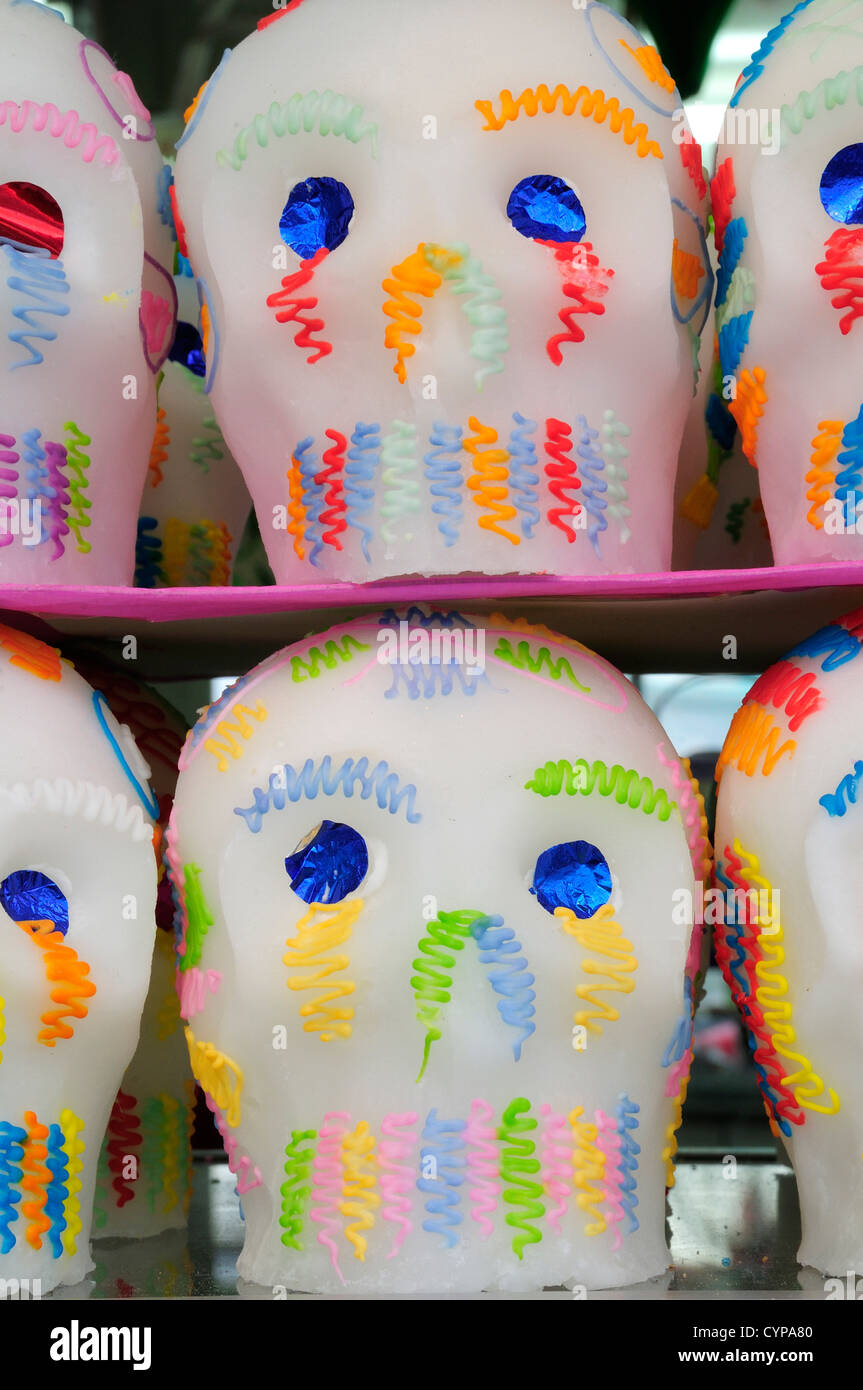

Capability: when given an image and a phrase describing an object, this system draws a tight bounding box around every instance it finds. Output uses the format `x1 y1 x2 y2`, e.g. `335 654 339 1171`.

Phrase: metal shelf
78 1157 828 1300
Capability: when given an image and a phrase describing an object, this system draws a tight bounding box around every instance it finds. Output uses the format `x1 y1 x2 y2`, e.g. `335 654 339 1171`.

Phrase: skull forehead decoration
712 0 863 564
169 606 707 1292
137 258 251 588
0 624 157 1292
714 603 863 1275
0 0 176 584
173 0 711 586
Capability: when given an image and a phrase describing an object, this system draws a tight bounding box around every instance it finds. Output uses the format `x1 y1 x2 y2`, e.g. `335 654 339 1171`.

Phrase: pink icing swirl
309 1111 349 1284
0 99 120 167
176 964 221 1021
204 1092 262 1195
379 1111 418 1259
539 1104 571 1235
464 1098 500 1239
664 1048 693 1100
595 1109 624 1251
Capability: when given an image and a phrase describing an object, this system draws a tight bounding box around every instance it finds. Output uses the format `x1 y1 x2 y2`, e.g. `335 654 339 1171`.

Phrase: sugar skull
712 0 863 564
173 0 711 585
0 623 157 1293
714 603 863 1275
674 302 773 570
168 606 708 1292
137 255 251 587
0 0 176 584
71 667 195 1240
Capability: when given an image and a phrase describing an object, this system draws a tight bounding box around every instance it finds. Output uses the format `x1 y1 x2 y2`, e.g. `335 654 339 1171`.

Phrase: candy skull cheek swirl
174 0 711 584
711 0 863 564
169 608 707 1293
714 604 863 1276
0 0 175 585
0 625 157 1293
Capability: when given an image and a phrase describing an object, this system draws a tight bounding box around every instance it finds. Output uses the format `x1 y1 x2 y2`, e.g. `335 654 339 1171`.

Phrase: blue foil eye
0 870 69 935
279 176 355 259
507 174 586 244
820 144 863 225
530 840 611 918
169 319 206 377
285 820 369 904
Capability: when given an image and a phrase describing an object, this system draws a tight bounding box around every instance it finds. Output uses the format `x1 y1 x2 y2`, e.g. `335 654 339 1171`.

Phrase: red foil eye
0 181 64 258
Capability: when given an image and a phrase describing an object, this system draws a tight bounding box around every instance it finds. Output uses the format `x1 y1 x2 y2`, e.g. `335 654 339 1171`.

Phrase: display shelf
76 1156 827 1299
2 564 863 678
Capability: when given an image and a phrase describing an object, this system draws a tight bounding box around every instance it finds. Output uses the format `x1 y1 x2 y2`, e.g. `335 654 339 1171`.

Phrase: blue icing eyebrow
92 690 160 820
729 0 815 108
234 755 421 832
377 607 476 629
176 48 233 150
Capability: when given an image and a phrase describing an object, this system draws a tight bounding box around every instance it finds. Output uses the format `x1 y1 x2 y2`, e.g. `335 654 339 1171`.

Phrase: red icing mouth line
743 660 824 733
710 157 736 255
679 134 707 202
317 428 348 550
544 417 582 542
258 0 309 31
266 245 333 364
717 844 804 1130
542 241 612 365
815 226 863 335
106 1090 143 1208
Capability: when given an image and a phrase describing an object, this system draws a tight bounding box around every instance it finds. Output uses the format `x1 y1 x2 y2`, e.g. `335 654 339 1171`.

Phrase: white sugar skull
0 623 157 1293
714 603 863 1275
138 257 251 587
70 667 195 1240
673 226 773 569
0 0 176 584
712 0 863 564
168 607 708 1292
173 0 711 585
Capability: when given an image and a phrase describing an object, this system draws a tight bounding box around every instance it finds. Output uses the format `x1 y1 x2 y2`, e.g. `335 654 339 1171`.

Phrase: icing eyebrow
474 84 663 159
234 754 422 833
215 90 379 171
524 757 677 822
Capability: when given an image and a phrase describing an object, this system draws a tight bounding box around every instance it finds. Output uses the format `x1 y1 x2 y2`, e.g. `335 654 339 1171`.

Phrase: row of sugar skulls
2 599 861 1292
0 629 196 1293
166 600 863 1291
173 0 863 577
171 0 715 584
0 0 249 588
8 0 863 587
687 0 863 566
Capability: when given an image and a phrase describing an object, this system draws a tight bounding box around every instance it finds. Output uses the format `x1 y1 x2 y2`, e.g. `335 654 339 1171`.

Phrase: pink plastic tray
0 563 862 621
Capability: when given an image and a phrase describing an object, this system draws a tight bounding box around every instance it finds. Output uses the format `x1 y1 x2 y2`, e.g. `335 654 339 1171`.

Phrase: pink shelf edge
1 563 863 622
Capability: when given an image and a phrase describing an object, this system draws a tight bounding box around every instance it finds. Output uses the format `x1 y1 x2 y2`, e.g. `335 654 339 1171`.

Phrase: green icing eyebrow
525 757 677 822
216 89 379 169
779 64 863 140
